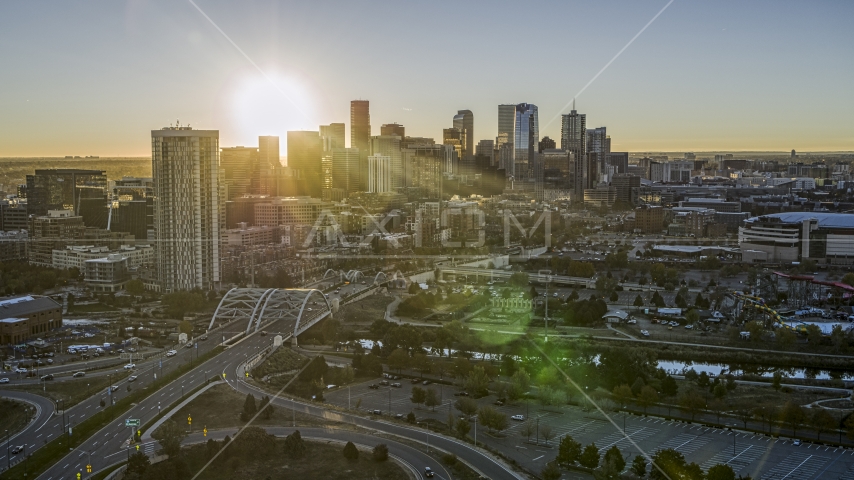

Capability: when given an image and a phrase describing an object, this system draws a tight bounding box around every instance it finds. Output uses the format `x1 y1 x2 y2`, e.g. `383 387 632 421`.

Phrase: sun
230 72 318 145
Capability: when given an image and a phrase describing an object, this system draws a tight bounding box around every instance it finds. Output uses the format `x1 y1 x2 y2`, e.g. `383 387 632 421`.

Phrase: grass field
8 370 130 407
182 439 409 480
338 295 394 327
177 383 337 430
0 398 34 436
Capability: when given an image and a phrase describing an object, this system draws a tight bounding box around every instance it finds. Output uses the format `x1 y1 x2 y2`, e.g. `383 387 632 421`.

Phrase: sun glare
231 73 317 145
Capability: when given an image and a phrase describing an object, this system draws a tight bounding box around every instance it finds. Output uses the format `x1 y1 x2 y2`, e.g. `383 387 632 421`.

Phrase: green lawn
8 370 131 407
0 398 35 436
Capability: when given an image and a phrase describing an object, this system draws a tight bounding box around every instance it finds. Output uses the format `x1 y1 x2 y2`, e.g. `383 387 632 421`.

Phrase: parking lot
326 377 854 479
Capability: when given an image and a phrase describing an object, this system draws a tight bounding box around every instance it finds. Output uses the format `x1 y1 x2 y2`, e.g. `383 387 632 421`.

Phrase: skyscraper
562 108 587 200
514 103 538 181
497 104 516 175
453 110 474 159
320 123 345 152
287 131 323 197
586 127 610 181
370 135 403 189
380 123 405 138
350 100 371 190
331 148 360 196
151 125 222 292
538 136 556 153
367 154 392 193
220 146 259 200
258 136 280 195
442 128 464 168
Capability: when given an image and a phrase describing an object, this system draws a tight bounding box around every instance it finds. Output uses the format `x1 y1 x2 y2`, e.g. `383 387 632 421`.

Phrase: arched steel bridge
322 269 389 285
208 288 332 338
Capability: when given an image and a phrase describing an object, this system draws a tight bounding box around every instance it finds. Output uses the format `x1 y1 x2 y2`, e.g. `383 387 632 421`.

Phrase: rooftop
0 296 60 317
746 212 854 229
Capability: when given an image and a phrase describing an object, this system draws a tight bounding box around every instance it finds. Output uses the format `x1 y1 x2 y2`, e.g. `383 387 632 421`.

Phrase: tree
594 456 623 480
241 393 257 421
126 279 145 296
127 451 151 476
630 455 647 477
283 430 306 458
649 448 687 480
734 409 752 429
455 397 479 417
478 405 505 434
752 406 777 434
579 442 601 469
425 388 440 411
558 435 582 465
845 414 854 441
387 348 410 373
603 445 625 472
258 395 274 420
343 441 359 460
372 443 389 462
178 320 193 335
612 384 633 407
771 371 783 391
542 461 561 480
464 366 491 398
678 390 706 422
709 399 727 423
842 272 854 287
151 420 187 458
637 385 659 414
661 375 678 398
631 377 646 396
520 421 536 442
540 424 554 445
456 418 471 438
713 384 727 400
411 386 426 407
707 464 737 480
508 369 531 400
780 401 807 437
634 295 644 307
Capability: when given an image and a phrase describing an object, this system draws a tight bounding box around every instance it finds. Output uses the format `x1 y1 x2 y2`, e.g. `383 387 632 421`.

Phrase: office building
498 104 516 174
607 152 629 175
84 254 130 292
475 140 495 166
586 127 610 181
331 148 361 196
453 110 474 159
612 173 640 205
253 197 340 227
406 145 445 200
538 136 556 153
26 169 107 218
740 213 854 265
442 128 464 169
380 123 405 138
258 135 280 195
220 146 260 200
540 149 572 189
634 205 665 233
287 131 323 197
350 100 371 190
370 135 403 189
562 108 586 199
151 125 223 292
320 123 345 152
0 198 28 231
514 103 538 181
368 154 392 193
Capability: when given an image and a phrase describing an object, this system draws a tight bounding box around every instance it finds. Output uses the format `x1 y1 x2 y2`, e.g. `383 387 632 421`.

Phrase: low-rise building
84 254 130 292
0 295 62 343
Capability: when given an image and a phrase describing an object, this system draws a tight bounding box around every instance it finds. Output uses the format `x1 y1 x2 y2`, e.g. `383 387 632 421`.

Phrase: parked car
372 409 382 415
640 330 650 337
379 380 389 386
422 380 430 385
368 384 379 390
391 383 402 388
511 414 525 421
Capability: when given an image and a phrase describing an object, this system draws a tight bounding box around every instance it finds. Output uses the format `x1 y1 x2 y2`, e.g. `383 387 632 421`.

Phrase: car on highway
0 378 8 383
425 467 434 478
40 374 54 381
124 364 136 370
14 368 27 374
372 409 382 415
511 414 525 421
128 375 138 382
110 385 119 392
73 371 86 377
10 445 23 454
166 350 177 357
200 335 208 341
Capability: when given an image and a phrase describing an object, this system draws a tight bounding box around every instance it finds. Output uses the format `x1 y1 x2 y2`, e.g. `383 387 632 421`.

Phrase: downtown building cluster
1 103 854 294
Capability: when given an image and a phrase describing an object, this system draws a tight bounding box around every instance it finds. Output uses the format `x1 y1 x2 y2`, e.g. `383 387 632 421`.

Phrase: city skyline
0 1 852 156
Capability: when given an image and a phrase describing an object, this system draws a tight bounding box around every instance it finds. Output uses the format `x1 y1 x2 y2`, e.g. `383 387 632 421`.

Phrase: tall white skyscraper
151 125 222 292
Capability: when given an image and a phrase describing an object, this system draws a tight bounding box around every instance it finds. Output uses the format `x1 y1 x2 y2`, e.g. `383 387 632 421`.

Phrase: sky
0 0 852 157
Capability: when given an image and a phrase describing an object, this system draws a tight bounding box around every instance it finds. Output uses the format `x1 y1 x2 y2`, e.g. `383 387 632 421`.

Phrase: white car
128 375 138 382
14 368 27 374
166 350 177 357
627 319 637 325
0 378 8 383
124 364 135 370
511 414 525 421
640 330 650 337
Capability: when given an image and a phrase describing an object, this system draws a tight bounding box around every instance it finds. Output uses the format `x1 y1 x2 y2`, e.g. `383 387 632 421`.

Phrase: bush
343 441 359 460
372 443 389 462
442 453 457 466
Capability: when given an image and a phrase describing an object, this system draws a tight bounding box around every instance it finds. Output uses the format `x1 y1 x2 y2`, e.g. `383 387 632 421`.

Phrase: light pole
474 416 478 447
5 429 9 470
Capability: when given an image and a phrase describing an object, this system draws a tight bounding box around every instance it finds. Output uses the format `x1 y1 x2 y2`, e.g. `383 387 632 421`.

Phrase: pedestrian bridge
208 288 332 338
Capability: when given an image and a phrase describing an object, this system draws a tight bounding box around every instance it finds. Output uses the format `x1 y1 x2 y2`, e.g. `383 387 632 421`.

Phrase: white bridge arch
209 288 332 338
